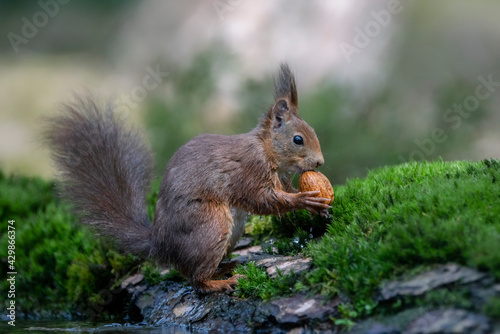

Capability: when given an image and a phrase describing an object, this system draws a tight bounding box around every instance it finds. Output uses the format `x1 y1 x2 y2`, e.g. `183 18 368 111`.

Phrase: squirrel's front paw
294 191 332 215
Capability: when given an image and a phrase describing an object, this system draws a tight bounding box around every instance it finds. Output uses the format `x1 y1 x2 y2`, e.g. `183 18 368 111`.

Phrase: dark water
1 321 194 333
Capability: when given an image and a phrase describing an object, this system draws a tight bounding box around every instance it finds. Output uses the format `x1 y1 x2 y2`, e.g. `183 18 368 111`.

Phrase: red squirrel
45 63 330 293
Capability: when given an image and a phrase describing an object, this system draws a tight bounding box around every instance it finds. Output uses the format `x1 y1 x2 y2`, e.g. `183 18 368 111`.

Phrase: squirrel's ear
270 99 290 130
274 63 298 112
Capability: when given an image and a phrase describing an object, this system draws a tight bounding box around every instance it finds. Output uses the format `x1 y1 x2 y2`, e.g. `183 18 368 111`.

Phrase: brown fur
45 63 330 293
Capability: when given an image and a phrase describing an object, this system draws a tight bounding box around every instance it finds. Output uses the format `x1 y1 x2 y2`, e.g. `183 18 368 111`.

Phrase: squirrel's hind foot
193 274 242 293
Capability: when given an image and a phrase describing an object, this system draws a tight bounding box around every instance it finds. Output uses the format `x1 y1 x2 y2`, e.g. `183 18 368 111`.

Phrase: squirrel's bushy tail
44 95 154 257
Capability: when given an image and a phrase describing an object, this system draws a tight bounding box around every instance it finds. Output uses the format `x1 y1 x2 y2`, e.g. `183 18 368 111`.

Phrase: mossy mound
0 172 140 319
240 159 500 320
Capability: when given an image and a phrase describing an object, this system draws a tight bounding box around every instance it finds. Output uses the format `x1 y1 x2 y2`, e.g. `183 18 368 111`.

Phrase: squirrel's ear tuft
274 63 298 107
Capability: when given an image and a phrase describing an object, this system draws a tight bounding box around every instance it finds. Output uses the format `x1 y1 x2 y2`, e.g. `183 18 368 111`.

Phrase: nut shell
298 171 334 205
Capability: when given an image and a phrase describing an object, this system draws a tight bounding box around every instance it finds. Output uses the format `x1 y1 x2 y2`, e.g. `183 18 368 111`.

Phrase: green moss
141 263 182 286
0 171 54 219
305 159 500 316
234 262 298 300
483 296 500 319
0 172 140 318
2 159 499 320
243 159 500 320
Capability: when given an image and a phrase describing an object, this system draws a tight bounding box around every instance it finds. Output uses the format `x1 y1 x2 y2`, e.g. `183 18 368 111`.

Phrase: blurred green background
0 0 499 184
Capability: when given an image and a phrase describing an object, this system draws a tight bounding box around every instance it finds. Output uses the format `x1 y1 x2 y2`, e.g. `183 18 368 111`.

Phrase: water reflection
9 321 196 334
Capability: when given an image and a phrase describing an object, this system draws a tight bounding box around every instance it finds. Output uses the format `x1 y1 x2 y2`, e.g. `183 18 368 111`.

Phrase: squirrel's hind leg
186 202 239 293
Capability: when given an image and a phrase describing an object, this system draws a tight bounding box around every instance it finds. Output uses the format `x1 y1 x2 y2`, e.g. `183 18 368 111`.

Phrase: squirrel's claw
294 191 332 216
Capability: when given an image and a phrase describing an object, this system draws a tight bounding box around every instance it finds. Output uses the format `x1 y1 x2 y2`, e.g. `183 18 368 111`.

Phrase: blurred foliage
0 0 138 54
1 1 499 182
145 52 218 173
483 296 500 319
0 0 133 12
142 49 492 185
145 54 363 183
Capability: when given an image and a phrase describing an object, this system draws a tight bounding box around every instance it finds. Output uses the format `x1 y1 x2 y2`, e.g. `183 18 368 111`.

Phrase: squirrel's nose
316 156 324 168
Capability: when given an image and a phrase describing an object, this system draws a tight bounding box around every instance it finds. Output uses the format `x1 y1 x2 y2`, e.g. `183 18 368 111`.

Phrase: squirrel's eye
293 135 304 146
